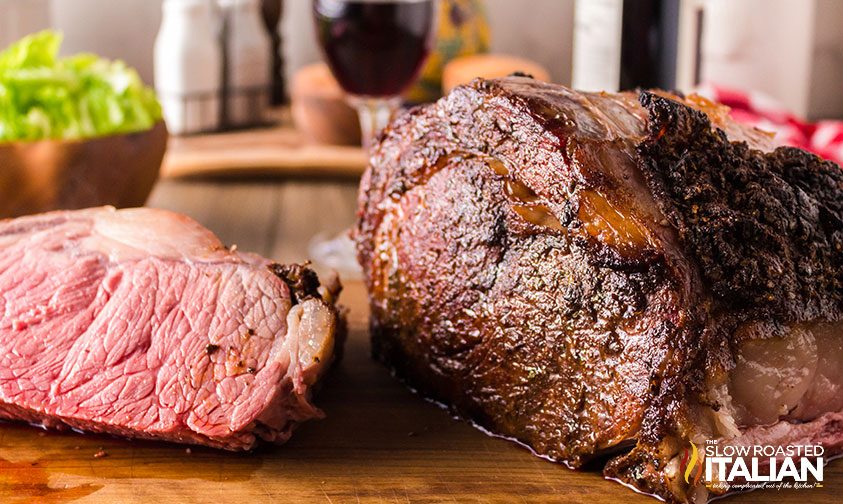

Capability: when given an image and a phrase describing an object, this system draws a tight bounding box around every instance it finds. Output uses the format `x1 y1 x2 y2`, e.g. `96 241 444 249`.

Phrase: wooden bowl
290 63 361 146
442 54 551 93
0 122 168 218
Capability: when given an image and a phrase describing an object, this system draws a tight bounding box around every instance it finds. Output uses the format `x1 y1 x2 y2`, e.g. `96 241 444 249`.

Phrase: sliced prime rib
355 77 843 502
0 207 342 450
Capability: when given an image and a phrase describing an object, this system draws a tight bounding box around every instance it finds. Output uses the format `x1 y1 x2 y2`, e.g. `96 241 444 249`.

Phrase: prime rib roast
0 207 342 450
355 77 843 502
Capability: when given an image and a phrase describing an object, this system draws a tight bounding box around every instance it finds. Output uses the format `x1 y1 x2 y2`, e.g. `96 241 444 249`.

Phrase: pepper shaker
219 0 272 128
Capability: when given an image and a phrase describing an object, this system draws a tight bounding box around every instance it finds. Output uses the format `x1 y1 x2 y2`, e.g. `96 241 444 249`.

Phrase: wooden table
1 177 839 503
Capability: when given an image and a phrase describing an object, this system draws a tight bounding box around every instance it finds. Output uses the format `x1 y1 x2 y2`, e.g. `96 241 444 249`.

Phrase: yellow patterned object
405 0 490 104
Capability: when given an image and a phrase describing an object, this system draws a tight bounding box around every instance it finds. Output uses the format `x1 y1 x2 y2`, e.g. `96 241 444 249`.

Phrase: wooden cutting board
160 124 368 180
0 279 839 503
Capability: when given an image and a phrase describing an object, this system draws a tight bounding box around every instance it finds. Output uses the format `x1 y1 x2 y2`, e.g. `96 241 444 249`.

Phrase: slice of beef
354 77 843 502
0 206 342 450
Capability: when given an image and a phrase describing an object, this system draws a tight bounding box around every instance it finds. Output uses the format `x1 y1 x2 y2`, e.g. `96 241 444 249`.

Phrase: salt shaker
154 0 223 135
219 0 271 128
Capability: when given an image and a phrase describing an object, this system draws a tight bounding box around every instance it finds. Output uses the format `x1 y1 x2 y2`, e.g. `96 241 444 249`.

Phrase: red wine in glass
313 0 437 147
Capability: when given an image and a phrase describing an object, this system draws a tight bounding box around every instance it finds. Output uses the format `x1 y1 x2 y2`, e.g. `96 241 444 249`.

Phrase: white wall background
808 0 843 119
50 0 575 88
700 0 816 116
697 0 843 118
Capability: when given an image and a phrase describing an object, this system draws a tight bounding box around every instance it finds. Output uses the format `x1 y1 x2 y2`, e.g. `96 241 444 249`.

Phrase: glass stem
349 96 401 150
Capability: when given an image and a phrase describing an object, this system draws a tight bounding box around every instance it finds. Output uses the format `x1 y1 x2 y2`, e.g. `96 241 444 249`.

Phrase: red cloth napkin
696 83 843 166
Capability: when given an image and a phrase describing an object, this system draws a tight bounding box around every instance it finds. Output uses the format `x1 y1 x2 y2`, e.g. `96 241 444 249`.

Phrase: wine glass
312 0 438 148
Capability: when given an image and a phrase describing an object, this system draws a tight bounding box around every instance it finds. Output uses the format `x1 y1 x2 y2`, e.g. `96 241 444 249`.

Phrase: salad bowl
0 30 167 218
0 122 167 218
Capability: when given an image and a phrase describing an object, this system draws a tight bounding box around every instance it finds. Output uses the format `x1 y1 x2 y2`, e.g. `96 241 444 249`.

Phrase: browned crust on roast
356 78 698 469
270 262 324 303
270 262 348 366
355 77 842 503
598 95 843 501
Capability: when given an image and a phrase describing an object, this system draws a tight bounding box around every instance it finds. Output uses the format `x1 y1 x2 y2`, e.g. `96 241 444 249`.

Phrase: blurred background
3 0 842 119
10 0 575 97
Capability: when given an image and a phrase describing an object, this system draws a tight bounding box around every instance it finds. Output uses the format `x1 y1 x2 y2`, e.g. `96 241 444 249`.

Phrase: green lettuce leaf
0 30 162 142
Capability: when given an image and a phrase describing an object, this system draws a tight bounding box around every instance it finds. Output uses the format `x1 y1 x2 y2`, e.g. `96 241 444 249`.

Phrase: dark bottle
313 0 436 97
261 0 286 105
573 0 681 92
619 0 680 90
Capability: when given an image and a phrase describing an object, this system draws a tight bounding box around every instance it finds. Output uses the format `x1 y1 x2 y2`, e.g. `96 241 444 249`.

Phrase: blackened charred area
269 263 322 305
637 91 843 321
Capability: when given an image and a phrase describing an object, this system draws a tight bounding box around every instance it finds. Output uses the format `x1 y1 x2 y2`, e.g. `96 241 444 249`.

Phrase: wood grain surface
160 126 367 180
0 179 839 503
